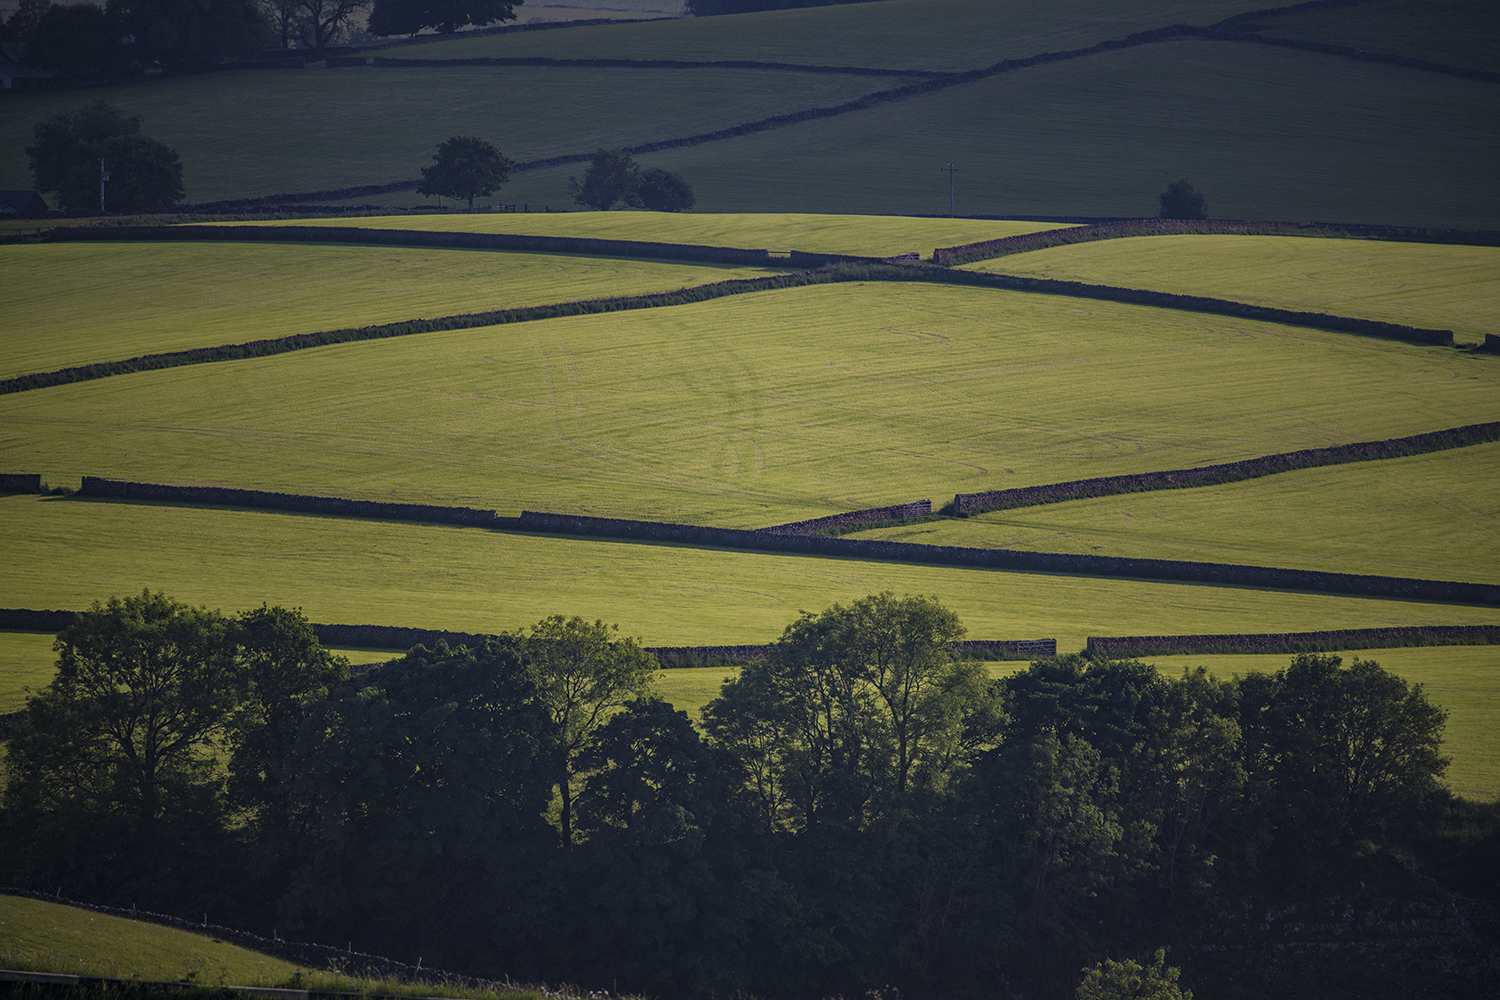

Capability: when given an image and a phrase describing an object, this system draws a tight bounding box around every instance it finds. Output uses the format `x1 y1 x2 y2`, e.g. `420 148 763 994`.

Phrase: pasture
3 495 1497 660
0 894 305 983
853 441 1500 585
1236 0 1499 73
404 0 1285 70
0 242 786 379
970 234 1500 346
226 213 1073 258
4 281 1496 525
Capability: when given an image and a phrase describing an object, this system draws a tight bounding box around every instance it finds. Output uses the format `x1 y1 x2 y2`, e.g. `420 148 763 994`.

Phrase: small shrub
1157 178 1207 220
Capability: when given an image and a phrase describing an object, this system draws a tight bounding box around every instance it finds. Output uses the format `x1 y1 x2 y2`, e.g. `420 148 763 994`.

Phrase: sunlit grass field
4 282 1495 524
4 495 1497 659
0 242 786 379
970 235 1500 346
657 645 1500 800
0 895 307 984
225 213 1073 258
853 442 1500 585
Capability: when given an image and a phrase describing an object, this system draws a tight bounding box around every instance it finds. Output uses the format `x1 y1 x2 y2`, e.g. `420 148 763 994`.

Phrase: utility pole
99 158 110 214
943 162 957 218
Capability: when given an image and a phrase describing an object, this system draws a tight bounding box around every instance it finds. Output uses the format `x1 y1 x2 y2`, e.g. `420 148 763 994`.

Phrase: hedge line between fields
1086 625 1500 658
901 263 1457 345
3 246 1463 398
933 219 1500 266
759 500 932 535
76 476 512 527
326 54 946 77
0 473 42 493
953 420 1500 515
0 265 881 396
514 511 1500 606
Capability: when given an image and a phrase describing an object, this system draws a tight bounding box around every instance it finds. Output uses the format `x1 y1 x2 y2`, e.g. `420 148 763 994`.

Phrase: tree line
1 590 1494 998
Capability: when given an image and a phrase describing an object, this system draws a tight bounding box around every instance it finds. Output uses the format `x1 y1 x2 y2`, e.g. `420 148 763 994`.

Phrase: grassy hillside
0 894 305 983
853 441 1500 584
6 495 1498 654
1235 0 1500 73
0 242 785 379
609 39 1500 225
0 64 883 202
406 0 1272 70
4 281 1496 523
226 213 1073 257
968 235 1500 346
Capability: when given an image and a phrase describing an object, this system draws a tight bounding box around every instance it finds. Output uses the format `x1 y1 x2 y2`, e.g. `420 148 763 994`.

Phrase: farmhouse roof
1 41 58 90
0 191 49 218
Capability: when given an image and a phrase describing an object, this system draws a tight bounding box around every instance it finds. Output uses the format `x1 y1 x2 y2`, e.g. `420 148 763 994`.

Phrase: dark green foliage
18 4 125 80
635 166 696 212
570 148 642 211
416 134 513 211
26 102 183 213
274 637 560 965
1157 179 1208 220
109 0 269 67
368 0 518 37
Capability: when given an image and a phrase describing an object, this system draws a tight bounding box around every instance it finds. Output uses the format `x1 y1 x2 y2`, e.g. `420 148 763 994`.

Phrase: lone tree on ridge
1158 178 1208 220
417 135 513 211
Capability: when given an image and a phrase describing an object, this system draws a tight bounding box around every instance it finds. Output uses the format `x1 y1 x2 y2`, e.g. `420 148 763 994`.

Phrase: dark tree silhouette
417 134 512 210
1158 178 1208 220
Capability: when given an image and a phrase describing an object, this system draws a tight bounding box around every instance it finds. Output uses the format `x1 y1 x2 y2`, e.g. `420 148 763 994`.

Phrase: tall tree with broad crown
417 134 513 210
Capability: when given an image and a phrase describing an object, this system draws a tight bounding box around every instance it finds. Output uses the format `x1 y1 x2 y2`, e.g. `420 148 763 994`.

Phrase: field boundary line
933 219 1500 266
325 55 949 78
0 254 1470 396
1086 625 1500 657
951 421 1500 515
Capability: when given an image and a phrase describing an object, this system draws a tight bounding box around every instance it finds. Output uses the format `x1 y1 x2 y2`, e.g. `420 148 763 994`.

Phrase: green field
5 281 1496 524
0 64 883 203
969 234 1500 346
853 441 1500 585
404 0 1272 71
1235 0 1499 73
4 495 1497 658
658 645 1500 801
0 894 305 983
0 242 786 379
225 213 1073 258
605 40 1500 225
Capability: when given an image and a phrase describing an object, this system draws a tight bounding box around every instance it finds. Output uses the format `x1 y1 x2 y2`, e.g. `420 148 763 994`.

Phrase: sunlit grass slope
0 65 882 202
969 235 1500 346
4 495 1497 657
228 213 1073 258
0 242 785 379
406 0 1270 70
0 894 305 983
656 647 1500 800
4 282 1496 524
853 442 1500 585
5 281 1496 520
581 41 1500 226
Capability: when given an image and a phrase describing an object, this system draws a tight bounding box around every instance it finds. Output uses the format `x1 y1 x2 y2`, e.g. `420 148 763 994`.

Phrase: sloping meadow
4 280 1496 526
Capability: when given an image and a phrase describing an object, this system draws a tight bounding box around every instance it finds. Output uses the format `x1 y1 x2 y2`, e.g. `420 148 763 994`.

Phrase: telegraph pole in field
99 158 110 214
943 162 957 218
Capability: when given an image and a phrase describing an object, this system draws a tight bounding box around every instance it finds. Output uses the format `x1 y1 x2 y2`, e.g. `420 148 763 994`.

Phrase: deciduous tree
27 101 183 213
1157 178 1207 220
417 134 513 210
368 0 518 36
